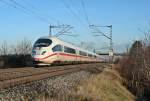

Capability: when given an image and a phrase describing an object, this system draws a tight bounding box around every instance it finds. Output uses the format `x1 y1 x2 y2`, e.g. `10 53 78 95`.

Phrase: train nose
32 50 47 56
32 50 47 60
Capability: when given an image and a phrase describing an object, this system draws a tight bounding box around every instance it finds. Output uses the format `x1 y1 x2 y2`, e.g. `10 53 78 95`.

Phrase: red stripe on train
34 52 94 60
34 53 57 60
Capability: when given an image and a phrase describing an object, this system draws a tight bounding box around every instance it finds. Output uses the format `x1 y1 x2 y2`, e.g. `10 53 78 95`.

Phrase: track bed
0 63 108 90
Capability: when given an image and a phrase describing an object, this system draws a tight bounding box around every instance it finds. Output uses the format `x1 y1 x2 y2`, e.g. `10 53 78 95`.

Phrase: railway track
0 63 107 90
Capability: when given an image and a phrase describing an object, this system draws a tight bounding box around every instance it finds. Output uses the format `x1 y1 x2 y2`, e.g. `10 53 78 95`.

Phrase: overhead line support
89 24 113 62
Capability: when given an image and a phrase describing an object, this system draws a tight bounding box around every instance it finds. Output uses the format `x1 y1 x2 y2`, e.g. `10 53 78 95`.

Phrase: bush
119 41 150 100
0 54 33 68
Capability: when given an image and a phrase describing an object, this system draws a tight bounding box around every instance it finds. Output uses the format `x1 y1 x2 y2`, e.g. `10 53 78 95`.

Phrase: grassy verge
46 65 135 101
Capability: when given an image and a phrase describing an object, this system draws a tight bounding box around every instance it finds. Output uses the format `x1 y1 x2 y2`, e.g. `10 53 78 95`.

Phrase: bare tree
15 38 32 55
0 41 8 56
119 25 150 100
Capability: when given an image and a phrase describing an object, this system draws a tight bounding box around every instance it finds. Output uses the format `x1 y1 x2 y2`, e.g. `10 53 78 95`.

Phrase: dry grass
71 66 135 101
35 66 135 101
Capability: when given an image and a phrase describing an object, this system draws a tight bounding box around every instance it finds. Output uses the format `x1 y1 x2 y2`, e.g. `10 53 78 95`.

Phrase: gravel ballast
0 70 90 101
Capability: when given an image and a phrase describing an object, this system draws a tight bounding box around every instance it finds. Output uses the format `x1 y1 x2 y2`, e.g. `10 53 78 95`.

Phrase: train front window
34 39 52 47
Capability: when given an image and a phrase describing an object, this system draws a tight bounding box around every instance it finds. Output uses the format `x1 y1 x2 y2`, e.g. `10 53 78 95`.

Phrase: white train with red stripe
31 36 102 66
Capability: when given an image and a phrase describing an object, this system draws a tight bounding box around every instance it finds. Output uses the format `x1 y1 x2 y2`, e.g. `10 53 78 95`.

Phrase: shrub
0 54 33 68
119 40 150 100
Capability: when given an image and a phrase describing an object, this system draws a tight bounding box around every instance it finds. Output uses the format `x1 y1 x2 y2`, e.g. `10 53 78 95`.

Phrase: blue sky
0 0 150 52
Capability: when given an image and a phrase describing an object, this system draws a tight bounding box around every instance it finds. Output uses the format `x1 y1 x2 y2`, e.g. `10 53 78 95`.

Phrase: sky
0 0 150 52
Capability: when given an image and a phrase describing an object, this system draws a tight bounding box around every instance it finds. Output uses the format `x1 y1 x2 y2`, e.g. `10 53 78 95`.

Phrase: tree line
118 34 150 100
0 38 33 68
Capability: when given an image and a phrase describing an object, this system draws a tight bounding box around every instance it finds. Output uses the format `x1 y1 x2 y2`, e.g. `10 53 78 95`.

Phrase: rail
0 63 107 90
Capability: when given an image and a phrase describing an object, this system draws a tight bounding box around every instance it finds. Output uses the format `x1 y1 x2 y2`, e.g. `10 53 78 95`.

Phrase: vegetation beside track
118 40 150 100
45 65 135 101
0 54 32 68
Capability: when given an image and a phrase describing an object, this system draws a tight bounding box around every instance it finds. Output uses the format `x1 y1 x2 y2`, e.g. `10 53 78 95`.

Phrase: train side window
64 46 76 54
52 45 62 52
88 54 93 57
79 51 87 56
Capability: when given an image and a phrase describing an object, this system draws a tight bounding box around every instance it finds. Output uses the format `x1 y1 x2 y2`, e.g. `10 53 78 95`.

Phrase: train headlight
32 51 36 55
41 51 46 55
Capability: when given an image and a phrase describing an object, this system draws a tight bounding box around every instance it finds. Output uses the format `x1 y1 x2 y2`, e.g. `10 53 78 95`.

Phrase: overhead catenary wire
9 0 51 24
0 0 91 46
60 0 94 45
21 0 73 36
60 0 96 49
80 0 96 41
22 0 59 23
80 0 90 25
69 0 82 16
21 0 38 11
67 0 90 28
61 0 87 28
0 0 31 16
0 0 51 24
12 0 75 36
0 0 87 47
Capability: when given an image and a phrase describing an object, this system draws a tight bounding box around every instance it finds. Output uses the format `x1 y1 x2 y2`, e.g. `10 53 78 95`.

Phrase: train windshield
34 39 52 47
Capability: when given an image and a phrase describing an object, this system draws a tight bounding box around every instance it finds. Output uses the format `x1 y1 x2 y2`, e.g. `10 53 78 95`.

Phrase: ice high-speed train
31 36 103 66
